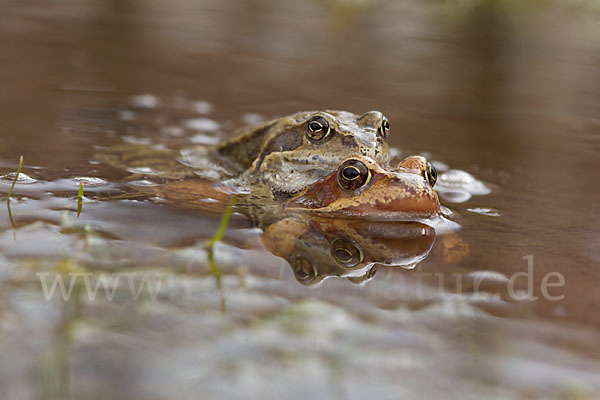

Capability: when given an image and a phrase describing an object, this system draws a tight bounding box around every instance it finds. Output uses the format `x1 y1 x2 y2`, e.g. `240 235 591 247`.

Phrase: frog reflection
261 217 435 286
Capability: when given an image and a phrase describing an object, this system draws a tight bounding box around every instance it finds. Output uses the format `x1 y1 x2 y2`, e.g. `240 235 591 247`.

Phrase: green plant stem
76 182 83 217
204 194 238 248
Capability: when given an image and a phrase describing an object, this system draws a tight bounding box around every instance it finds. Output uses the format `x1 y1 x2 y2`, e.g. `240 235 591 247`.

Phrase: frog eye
292 257 318 285
379 117 390 138
425 161 437 187
337 159 371 191
331 238 364 268
306 116 331 141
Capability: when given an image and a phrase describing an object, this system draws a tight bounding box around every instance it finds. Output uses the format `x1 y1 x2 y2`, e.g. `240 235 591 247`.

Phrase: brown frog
163 153 440 223
179 110 392 195
94 109 470 283
96 107 444 220
283 154 439 220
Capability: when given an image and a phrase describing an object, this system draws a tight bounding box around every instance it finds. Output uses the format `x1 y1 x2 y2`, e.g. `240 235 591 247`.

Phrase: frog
282 154 440 220
162 153 441 222
179 110 392 195
94 109 471 284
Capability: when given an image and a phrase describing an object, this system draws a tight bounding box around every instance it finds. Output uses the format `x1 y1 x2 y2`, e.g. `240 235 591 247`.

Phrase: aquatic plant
204 194 238 249
77 182 83 217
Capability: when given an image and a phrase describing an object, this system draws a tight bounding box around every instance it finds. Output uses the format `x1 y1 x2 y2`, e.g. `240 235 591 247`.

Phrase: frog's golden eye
337 159 371 191
331 238 364 268
425 161 437 187
379 117 390 138
292 257 318 285
306 116 331 141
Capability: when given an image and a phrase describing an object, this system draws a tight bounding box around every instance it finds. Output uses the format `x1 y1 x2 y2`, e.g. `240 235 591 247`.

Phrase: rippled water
1 1 600 399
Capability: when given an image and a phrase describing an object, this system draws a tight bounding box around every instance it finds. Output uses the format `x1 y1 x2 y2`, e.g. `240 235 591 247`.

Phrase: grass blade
203 194 237 313
76 182 84 217
205 194 238 249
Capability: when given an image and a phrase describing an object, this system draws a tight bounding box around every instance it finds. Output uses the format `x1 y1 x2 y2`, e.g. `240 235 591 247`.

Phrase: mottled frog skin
180 110 391 195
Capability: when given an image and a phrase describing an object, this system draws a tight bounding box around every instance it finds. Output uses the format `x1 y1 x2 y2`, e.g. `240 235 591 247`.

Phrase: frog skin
179 110 392 195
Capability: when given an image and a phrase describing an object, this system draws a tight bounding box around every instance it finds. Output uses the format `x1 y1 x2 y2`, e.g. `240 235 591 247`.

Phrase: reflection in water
262 217 435 285
38 279 82 400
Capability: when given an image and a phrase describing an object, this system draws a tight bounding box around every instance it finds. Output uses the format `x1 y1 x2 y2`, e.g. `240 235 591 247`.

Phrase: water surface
1 1 600 399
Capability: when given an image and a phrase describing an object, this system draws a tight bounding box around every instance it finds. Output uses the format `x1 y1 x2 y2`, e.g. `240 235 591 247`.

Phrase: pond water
1 0 600 399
